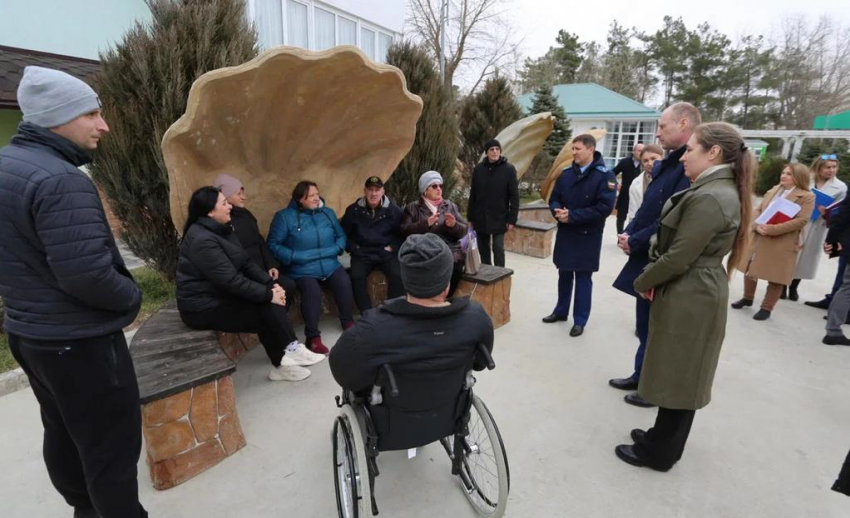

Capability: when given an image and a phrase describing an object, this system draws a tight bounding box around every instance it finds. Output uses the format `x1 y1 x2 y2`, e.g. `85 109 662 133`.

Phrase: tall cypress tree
89 0 258 280
529 84 571 160
385 42 458 207
458 76 524 175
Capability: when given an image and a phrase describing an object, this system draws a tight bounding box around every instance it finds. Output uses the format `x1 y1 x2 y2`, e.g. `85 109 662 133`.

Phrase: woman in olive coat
615 122 754 472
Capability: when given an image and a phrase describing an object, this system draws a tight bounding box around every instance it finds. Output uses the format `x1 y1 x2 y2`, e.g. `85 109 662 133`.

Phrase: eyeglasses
821 154 838 160
429 184 443 190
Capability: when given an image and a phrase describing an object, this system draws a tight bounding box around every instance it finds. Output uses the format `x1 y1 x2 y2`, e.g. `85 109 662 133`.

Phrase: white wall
319 0 405 33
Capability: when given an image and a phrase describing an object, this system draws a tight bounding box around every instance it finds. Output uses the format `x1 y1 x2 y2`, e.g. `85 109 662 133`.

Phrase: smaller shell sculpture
479 112 554 178
162 46 423 235
540 128 608 201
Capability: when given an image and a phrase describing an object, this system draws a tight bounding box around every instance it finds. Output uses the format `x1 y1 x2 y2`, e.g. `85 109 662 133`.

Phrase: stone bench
505 219 557 259
130 302 251 490
454 264 514 328
518 200 555 224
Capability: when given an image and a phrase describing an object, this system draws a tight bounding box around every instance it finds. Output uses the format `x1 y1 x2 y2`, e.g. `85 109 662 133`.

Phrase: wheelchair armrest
477 343 496 370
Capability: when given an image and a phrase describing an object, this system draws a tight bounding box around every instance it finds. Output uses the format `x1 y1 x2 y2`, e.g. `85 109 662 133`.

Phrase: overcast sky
504 0 850 61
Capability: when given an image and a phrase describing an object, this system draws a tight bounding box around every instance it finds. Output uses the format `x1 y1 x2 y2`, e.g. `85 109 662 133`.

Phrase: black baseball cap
365 176 384 188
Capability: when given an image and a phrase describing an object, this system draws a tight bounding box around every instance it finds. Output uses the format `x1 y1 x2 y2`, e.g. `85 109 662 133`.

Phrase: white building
246 0 406 63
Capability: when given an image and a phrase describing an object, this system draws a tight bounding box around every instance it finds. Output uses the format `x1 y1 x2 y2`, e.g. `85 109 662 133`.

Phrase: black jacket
329 297 494 393
176 217 273 313
826 194 850 257
230 206 280 271
341 195 404 263
0 122 141 340
613 155 641 212
467 156 519 235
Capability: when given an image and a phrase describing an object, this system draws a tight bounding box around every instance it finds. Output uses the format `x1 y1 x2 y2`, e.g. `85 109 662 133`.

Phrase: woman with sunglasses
401 171 469 296
790 154 845 300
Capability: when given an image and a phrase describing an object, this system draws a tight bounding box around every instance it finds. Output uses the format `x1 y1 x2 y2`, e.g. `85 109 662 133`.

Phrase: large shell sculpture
162 46 423 235
540 128 608 201
479 112 554 178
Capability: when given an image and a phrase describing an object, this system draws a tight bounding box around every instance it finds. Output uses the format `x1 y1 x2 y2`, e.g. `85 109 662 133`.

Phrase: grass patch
521 192 543 205
0 333 15 374
131 266 176 330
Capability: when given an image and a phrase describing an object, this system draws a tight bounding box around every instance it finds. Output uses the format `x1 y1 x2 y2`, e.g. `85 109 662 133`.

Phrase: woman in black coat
176 186 325 382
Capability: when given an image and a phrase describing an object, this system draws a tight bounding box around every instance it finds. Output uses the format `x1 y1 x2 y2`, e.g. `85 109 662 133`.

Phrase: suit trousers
616 208 628 235
633 407 697 470
633 296 651 379
826 264 850 336
833 448 850 496
827 256 848 301
553 270 593 326
478 232 506 267
8 332 147 518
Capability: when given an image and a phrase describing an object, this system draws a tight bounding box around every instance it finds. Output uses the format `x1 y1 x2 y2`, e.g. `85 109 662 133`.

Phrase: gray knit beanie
398 234 454 298
17 66 101 128
213 173 244 198
418 170 443 194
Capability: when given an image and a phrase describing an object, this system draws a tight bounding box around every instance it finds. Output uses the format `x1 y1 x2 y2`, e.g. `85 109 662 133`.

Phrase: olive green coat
634 165 742 410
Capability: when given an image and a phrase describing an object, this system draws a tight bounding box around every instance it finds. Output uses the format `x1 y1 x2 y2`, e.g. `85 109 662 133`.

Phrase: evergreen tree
529 85 571 159
384 42 458 208
89 0 258 280
458 76 523 174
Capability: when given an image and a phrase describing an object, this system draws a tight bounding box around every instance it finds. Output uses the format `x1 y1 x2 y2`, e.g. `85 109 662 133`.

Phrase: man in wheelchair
328 233 508 517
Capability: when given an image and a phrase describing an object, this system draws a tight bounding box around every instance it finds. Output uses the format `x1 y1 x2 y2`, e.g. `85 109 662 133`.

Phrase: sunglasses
429 184 443 190
821 154 838 160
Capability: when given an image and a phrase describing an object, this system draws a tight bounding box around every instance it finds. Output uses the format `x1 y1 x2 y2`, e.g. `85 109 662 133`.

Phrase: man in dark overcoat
613 143 645 234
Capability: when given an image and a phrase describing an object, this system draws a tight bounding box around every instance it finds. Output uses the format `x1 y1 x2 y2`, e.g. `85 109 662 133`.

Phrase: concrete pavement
2 221 849 517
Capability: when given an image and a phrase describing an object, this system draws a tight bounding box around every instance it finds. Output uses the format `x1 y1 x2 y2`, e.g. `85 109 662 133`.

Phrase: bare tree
406 0 521 94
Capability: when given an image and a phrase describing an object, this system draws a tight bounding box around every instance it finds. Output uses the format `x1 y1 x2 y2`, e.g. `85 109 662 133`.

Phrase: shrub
756 155 788 195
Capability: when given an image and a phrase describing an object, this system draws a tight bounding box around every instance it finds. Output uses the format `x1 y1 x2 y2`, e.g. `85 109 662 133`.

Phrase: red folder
766 212 792 225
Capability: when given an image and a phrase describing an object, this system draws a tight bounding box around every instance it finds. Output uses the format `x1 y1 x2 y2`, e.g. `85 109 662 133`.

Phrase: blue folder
812 188 836 221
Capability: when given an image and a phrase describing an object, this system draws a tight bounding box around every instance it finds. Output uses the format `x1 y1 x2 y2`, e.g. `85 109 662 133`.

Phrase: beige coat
744 185 814 285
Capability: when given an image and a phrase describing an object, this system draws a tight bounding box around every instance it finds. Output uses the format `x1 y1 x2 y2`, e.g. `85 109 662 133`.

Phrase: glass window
286 0 308 48
254 0 283 49
361 27 376 59
378 33 393 63
338 17 357 46
314 7 335 50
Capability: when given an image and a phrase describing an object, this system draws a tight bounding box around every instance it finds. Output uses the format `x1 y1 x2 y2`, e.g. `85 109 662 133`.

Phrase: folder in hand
755 197 800 226
811 188 837 221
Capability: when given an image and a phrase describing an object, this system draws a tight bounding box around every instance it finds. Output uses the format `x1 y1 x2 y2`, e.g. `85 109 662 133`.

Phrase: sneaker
286 341 326 366
268 357 311 382
308 336 330 356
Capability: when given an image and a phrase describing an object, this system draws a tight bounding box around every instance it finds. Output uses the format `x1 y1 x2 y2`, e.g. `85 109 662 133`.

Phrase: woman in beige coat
615 122 753 472
731 164 814 320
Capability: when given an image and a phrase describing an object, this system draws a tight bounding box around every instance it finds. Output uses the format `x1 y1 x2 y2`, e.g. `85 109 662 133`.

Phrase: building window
338 16 357 46
360 27 376 59
255 0 283 49
378 33 393 63
314 7 335 50
603 120 657 166
286 0 308 48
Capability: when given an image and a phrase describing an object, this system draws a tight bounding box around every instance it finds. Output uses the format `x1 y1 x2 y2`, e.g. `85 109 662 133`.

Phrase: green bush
756 156 788 195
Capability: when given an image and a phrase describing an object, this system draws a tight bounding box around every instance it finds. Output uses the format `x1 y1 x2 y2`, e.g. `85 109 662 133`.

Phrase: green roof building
517 83 661 166
813 110 850 130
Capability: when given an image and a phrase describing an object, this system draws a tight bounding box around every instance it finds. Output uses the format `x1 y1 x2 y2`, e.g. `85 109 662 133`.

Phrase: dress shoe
74 508 101 518
608 376 639 391
569 325 584 337
542 313 567 323
805 298 831 309
823 334 850 346
753 309 771 321
614 445 671 472
780 286 787 299
730 298 753 309
630 428 647 443
624 392 656 408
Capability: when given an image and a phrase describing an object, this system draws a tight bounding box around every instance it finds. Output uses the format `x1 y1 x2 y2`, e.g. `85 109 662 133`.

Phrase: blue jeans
553 270 593 326
633 296 651 379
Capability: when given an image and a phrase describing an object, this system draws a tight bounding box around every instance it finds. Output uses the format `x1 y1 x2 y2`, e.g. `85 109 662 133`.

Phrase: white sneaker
268 357 311 382
286 341 327 366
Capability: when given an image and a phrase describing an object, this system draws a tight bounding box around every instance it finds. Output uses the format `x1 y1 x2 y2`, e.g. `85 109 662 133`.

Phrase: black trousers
633 407 696 470
295 266 355 340
8 332 147 518
349 255 404 312
181 299 297 367
449 260 465 298
276 273 297 312
478 232 506 267
616 207 628 235
834 449 850 496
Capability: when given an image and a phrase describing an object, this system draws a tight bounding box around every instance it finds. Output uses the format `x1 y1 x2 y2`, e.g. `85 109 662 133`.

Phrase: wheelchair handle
382 364 400 397
478 343 495 370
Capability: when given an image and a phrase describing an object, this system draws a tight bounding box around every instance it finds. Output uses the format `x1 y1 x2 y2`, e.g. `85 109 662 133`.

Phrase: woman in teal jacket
268 181 354 354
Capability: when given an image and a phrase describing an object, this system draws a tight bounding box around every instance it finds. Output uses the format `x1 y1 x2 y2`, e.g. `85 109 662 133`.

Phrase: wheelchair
332 343 509 517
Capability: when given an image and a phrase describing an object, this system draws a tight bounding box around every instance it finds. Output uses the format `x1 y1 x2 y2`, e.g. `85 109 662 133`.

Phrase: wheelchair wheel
332 405 373 518
442 394 509 517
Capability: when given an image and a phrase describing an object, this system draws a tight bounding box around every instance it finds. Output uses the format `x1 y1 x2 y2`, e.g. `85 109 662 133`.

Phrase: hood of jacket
356 194 392 209
381 296 470 317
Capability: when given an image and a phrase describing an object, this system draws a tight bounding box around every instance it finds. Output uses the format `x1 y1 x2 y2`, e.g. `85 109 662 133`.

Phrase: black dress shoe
542 313 567 323
624 392 656 408
730 298 753 309
74 507 101 518
608 377 639 391
780 286 787 299
753 309 771 321
788 287 799 301
805 298 831 309
630 428 647 443
615 445 671 472
823 334 850 346
569 325 584 337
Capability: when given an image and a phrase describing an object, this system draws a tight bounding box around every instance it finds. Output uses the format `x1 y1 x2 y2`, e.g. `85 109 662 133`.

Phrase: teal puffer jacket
267 199 346 279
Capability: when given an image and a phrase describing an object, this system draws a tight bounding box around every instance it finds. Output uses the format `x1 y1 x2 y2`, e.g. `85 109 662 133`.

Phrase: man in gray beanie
329 233 494 394
0 67 146 518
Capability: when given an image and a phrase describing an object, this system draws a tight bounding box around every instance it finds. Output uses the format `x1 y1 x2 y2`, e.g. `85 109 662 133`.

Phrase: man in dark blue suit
609 102 701 407
543 134 617 337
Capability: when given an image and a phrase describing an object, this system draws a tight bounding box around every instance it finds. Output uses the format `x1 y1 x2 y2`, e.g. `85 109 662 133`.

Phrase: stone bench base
505 219 556 259
454 274 512 328
141 376 246 490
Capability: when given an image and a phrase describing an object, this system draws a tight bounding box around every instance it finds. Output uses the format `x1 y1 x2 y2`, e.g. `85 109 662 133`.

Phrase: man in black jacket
822 193 850 345
0 67 146 517
329 233 494 394
467 139 519 267
613 143 645 235
341 176 405 312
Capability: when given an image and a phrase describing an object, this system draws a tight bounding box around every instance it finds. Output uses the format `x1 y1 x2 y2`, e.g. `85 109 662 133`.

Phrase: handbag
464 228 481 275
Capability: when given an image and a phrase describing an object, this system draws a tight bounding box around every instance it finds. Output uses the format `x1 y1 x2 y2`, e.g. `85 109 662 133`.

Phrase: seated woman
267 181 355 355
401 171 469 297
732 164 814 320
176 186 324 382
214 173 297 312
626 144 664 224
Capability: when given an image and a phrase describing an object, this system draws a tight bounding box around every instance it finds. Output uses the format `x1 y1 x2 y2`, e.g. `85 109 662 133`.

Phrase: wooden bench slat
462 264 514 285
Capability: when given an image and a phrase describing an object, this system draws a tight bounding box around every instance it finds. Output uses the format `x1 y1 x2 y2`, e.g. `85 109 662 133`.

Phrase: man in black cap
467 138 519 267
341 176 405 312
329 233 494 393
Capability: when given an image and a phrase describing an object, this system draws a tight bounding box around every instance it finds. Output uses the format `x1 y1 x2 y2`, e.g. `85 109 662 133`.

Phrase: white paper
407 448 417 459
755 197 801 225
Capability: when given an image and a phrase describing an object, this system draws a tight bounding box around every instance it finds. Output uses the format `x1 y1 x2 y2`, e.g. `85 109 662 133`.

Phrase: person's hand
427 213 440 227
638 290 652 300
507 224 515 232
825 243 833 254
818 205 827 215
268 267 279 280
617 233 631 254
445 213 457 228
756 224 769 236
384 245 393 252
270 285 286 306
554 208 568 223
